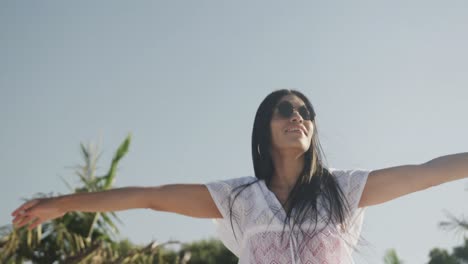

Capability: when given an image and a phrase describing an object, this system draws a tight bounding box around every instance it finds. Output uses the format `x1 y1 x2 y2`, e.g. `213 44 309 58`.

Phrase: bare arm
12 184 222 230
359 152 468 208
146 184 222 218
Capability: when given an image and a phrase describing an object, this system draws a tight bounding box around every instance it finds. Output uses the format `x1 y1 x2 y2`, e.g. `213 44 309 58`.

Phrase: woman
11 89 468 263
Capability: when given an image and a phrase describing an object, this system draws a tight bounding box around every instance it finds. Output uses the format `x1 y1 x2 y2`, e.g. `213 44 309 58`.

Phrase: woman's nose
290 110 303 122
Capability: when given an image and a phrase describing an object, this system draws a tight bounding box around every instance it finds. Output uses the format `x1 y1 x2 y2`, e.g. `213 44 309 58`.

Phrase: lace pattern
205 168 371 263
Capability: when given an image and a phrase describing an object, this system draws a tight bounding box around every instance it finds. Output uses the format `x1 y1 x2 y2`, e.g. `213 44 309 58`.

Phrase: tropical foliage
384 185 468 264
383 248 404 264
0 134 223 263
426 185 468 264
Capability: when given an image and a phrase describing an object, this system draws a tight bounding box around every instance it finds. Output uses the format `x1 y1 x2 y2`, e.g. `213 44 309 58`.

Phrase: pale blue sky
1 1 468 263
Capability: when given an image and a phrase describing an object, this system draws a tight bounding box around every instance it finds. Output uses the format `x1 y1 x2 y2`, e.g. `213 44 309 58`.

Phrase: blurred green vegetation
384 190 468 264
0 135 237 263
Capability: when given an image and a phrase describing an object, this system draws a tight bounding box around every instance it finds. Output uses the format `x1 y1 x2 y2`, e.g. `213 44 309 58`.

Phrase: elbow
144 186 166 212
137 186 157 211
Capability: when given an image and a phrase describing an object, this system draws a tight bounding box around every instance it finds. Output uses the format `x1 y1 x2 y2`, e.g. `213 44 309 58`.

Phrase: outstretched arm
11 184 222 230
359 152 468 208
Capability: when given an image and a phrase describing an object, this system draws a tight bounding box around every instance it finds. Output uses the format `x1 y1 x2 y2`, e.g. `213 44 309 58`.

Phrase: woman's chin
275 144 308 154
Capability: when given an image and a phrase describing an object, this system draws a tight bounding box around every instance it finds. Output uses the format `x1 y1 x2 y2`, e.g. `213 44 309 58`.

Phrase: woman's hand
11 198 65 230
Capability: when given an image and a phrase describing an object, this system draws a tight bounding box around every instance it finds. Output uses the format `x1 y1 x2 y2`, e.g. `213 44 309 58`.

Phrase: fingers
28 218 43 230
12 210 44 230
10 199 48 231
11 199 40 217
13 214 37 229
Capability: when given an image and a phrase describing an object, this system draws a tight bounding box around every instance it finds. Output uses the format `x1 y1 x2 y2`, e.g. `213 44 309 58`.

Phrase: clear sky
1 1 468 263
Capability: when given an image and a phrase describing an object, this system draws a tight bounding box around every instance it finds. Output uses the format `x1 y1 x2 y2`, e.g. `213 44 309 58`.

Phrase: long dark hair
228 89 353 251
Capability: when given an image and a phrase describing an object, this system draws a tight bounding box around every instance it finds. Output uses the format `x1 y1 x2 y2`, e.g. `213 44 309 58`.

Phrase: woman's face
270 94 314 156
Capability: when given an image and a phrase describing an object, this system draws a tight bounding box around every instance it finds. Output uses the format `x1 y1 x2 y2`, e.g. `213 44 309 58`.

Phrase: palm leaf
103 134 131 190
1 135 135 263
439 209 468 236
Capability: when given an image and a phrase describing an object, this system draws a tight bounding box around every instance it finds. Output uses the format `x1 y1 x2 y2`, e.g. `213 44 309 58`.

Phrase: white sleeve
329 168 371 247
204 176 256 257
330 168 371 212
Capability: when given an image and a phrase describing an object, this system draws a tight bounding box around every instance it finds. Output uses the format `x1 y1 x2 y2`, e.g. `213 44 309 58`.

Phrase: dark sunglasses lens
277 102 293 118
299 107 311 120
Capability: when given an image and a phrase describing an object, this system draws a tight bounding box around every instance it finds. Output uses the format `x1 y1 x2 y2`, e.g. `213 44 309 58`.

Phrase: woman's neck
270 150 304 192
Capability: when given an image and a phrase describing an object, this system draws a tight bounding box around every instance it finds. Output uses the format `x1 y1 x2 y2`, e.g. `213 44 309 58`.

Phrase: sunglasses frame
275 101 314 121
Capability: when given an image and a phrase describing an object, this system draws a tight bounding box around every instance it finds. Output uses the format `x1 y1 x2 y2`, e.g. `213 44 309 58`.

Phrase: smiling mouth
285 127 307 135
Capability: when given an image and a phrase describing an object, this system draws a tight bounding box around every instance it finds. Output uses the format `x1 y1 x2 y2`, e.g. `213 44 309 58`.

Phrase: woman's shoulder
327 167 372 203
328 167 371 178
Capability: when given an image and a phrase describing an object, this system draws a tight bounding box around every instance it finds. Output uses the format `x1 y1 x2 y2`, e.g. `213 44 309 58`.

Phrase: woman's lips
285 126 307 135
286 130 304 135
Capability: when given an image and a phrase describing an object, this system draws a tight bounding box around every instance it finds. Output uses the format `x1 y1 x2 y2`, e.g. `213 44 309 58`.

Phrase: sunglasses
275 101 314 121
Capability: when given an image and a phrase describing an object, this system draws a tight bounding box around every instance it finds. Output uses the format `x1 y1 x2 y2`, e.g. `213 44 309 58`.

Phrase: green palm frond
439 210 468 236
1 134 133 263
103 134 131 190
100 212 120 236
383 249 404 264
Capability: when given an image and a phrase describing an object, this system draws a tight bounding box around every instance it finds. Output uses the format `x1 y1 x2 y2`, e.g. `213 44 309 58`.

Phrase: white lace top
205 168 371 264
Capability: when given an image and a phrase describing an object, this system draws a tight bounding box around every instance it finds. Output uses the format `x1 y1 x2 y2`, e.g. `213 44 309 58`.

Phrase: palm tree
0 134 220 263
425 184 468 264
439 210 468 237
0 135 134 263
